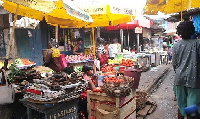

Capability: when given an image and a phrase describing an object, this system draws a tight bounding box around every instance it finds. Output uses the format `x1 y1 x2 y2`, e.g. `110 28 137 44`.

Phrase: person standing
108 38 121 59
78 65 95 119
96 37 108 66
44 40 62 72
172 19 200 119
73 38 84 55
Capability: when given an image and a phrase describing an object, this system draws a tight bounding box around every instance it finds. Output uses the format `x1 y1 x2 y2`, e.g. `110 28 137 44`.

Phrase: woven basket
136 91 148 110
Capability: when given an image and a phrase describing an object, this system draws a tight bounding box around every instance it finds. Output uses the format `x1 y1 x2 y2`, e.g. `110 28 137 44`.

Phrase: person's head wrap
49 38 59 48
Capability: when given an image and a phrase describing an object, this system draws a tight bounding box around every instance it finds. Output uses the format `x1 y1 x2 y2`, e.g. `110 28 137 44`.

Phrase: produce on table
65 54 93 62
102 75 134 97
120 59 134 67
24 72 88 102
74 66 83 72
15 58 35 66
100 65 114 72
108 59 122 64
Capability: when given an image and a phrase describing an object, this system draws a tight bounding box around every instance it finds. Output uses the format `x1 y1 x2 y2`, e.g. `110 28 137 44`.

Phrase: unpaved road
145 67 178 119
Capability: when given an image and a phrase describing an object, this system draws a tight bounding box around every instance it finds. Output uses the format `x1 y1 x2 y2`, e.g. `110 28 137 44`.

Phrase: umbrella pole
4 4 19 69
55 26 58 42
92 27 96 74
120 29 123 52
181 0 183 21
128 30 130 51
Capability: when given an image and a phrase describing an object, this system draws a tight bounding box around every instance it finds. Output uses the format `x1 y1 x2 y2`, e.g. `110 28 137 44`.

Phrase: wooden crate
87 89 136 119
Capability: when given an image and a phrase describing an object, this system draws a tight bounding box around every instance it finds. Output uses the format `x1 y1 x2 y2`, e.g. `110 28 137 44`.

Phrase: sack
96 104 119 119
100 53 108 65
0 69 15 105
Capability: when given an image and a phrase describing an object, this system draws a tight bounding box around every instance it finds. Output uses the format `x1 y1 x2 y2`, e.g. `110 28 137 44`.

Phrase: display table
87 89 136 119
20 99 79 119
67 60 94 67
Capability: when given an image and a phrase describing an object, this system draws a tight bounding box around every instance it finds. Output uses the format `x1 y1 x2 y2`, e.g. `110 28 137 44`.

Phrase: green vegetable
8 64 26 83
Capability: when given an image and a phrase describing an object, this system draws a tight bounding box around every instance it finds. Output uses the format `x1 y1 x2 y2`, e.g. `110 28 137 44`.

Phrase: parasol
2 0 93 69
72 0 136 72
144 0 200 20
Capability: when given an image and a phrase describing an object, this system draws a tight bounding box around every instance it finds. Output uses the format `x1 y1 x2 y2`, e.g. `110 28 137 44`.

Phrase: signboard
135 27 142 34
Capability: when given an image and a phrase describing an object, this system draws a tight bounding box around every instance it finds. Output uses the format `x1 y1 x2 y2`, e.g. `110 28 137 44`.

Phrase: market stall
0 58 89 118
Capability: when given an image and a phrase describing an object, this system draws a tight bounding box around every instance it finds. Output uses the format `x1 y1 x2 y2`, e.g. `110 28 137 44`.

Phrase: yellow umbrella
144 0 167 15
72 0 136 72
80 4 135 27
3 0 93 26
144 0 200 15
2 0 93 69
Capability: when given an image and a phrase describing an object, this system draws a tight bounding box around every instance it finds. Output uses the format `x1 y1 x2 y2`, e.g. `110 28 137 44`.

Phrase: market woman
73 38 84 55
78 65 95 119
96 37 108 66
44 40 62 72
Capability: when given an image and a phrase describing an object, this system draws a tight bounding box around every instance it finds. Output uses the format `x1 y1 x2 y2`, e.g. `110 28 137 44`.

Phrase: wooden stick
92 27 96 73
4 4 19 69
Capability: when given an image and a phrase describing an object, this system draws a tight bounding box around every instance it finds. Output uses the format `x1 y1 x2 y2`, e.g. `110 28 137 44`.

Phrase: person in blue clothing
172 18 200 119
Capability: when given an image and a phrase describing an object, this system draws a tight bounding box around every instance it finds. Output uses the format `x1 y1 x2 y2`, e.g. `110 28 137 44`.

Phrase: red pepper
92 89 103 93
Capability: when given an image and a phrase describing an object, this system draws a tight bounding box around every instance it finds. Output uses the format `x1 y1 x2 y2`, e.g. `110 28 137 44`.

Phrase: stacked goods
120 59 134 67
100 65 114 72
8 65 41 84
65 54 93 63
15 58 35 69
102 75 134 97
24 72 88 103
108 59 122 64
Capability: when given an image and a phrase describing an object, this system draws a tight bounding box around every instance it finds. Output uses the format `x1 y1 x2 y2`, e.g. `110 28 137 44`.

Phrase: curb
146 67 170 93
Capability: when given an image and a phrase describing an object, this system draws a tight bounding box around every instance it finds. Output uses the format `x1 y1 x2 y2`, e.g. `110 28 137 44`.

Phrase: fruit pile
15 58 35 66
108 59 122 64
120 59 134 67
103 76 123 83
65 54 93 62
100 65 114 72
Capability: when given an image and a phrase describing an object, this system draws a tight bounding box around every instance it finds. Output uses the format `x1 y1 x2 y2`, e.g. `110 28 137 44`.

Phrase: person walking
172 19 200 119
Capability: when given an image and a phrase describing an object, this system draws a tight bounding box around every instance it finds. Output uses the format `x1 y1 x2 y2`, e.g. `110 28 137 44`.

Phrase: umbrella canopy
73 0 135 27
2 0 93 27
144 0 200 15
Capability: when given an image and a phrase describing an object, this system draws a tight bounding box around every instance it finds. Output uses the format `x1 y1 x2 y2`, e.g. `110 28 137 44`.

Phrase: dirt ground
145 67 178 119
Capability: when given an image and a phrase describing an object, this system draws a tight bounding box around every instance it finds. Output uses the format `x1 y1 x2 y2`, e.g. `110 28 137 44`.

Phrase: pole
4 4 19 69
137 33 139 53
181 0 183 21
92 27 96 73
128 30 130 51
120 29 123 52
55 26 58 42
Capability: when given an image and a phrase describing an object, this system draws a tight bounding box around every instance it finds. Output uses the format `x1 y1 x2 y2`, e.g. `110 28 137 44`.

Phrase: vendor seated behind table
79 65 95 119
44 41 62 72
73 38 84 55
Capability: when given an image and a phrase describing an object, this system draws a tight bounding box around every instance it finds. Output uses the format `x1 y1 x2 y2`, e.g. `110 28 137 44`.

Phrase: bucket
124 69 141 89
119 66 126 73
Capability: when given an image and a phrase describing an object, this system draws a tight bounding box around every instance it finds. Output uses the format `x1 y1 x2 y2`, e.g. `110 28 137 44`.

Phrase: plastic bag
0 69 15 105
